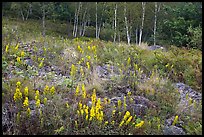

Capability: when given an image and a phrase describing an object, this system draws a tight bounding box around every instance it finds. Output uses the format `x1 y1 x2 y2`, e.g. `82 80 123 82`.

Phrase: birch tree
73 2 82 37
139 2 146 46
124 2 130 45
153 2 161 45
113 3 117 43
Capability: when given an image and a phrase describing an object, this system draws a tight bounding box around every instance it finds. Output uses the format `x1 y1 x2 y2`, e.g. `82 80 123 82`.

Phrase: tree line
2 2 202 49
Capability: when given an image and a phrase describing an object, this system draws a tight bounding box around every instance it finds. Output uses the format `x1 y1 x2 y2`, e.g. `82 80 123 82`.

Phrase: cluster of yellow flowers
80 66 84 78
135 120 145 128
86 62 90 70
75 84 80 96
44 85 49 95
70 64 77 78
119 111 132 127
82 83 86 99
5 45 9 53
77 45 83 53
50 86 55 95
24 87 29 97
92 46 96 54
14 81 22 102
127 57 131 66
172 115 178 126
23 97 29 108
16 57 21 64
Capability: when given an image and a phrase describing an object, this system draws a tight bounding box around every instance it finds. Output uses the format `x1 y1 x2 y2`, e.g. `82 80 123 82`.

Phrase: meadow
2 17 202 135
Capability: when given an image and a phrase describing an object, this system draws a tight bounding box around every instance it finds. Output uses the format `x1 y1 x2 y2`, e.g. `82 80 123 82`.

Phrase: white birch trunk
80 5 87 36
73 3 77 37
74 2 82 37
124 3 130 45
114 3 117 43
97 2 106 39
135 28 138 44
139 2 146 46
153 2 161 46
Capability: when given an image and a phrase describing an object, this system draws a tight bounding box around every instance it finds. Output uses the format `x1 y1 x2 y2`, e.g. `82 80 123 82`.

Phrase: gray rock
163 126 186 135
148 45 165 51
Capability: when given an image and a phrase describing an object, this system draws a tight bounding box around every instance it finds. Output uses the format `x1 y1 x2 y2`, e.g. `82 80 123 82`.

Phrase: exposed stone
163 126 186 135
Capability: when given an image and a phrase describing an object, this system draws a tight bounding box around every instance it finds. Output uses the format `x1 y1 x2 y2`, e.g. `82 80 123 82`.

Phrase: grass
2 17 202 135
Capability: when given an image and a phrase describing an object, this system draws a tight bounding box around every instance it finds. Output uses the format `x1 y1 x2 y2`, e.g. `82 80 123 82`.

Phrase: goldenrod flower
125 116 133 125
44 85 49 95
23 97 29 108
5 45 9 53
70 64 76 78
119 120 125 127
36 99 41 108
75 84 80 96
123 111 131 121
14 88 22 102
86 62 90 70
35 90 40 100
104 121 109 126
27 107 31 117
135 121 144 128
15 43 19 50
17 57 21 63
86 55 91 60
127 57 131 66
43 97 47 105
21 51 25 57
127 91 131 97
75 121 78 128
118 100 122 109
88 45 91 50
24 87 29 97
172 115 178 126
50 86 55 95
112 109 116 116
78 102 83 110
66 102 69 109
111 120 115 125
82 83 86 98
39 61 43 68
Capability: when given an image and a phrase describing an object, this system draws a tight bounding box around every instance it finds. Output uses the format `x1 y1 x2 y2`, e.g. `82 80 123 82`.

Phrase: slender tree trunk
74 2 82 37
96 2 98 39
139 2 146 46
97 2 107 39
80 5 87 36
73 3 77 37
25 3 32 20
124 3 130 45
20 9 25 21
114 3 117 43
135 28 138 44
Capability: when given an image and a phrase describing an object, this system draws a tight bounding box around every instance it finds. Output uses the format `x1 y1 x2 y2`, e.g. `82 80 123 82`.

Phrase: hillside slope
2 17 202 135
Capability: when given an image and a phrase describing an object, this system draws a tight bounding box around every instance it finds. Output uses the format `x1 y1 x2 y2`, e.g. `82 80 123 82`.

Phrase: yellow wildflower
75 84 80 96
15 43 19 50
86 62 90 70
21 51 25 57
35 90 40 100
50 86 55 95
16 81 21 88
23 97 29 108
43 97 47 105
118 100 122 109
88 45 91 50
17 57 21 63
24 87 29 97
172 115 179 126
27 107 31 117
82 83 86 98
86 55 91 60
5 45 9 53
70 64 76 77
111 120 115 125
44 85 49 95
75 121 78 128
125 116 133 125
123 111 131 121
39 61 43 68
104 121 109 126
135 121 144 128
127 57 131 65
36 99 41 108
119 120 125 127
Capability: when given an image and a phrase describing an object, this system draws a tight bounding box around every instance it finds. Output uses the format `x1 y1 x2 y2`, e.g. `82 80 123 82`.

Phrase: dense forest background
2 2 202 49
